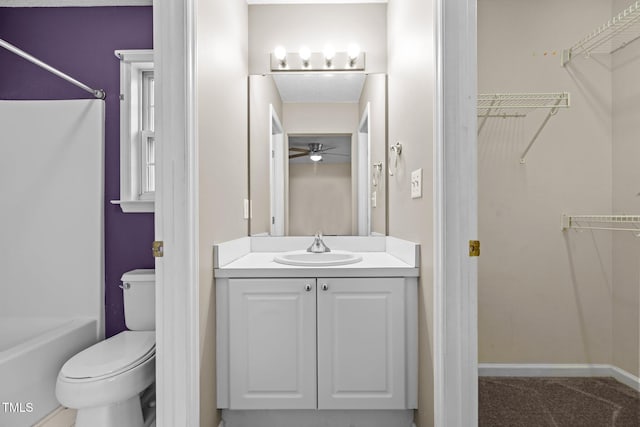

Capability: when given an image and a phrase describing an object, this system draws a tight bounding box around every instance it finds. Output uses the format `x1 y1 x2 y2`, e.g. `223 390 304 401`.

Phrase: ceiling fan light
310 154 323 162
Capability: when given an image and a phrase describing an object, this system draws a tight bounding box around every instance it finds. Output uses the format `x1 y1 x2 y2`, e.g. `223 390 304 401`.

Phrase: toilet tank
120 269 155 331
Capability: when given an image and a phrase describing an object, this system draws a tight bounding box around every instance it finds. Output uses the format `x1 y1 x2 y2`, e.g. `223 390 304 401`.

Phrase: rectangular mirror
249 72 387 236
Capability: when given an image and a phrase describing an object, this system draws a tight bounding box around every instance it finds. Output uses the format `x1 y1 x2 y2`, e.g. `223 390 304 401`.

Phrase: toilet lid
61 331 155 379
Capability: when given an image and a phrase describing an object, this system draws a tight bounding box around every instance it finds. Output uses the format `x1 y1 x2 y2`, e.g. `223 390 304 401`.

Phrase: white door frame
154 0 478 425
269 105 285 236
433 0 478 425
357 103 371 236
154 0 200 426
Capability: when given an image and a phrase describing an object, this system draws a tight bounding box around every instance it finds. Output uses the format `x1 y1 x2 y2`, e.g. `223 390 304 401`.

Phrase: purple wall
0 7 154 338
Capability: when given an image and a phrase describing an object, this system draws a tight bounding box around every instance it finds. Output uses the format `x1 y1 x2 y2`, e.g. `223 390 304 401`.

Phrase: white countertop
213 236 420 278
214 251 419 278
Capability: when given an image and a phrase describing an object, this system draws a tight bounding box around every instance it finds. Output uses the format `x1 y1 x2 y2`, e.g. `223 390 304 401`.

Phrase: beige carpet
479 377 640 426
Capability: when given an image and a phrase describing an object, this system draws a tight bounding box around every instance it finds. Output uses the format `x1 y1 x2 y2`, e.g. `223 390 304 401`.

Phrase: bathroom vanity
214 235 419 424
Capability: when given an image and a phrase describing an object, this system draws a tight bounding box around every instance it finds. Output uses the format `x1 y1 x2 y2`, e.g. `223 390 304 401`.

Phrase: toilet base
75 395 143 427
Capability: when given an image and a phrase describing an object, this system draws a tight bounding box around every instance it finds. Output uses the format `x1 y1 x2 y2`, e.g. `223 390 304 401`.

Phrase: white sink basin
273 250 362 267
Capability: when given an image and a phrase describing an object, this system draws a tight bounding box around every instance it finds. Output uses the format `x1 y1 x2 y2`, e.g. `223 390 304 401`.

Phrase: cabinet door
228 278 316 409
317 277 406 409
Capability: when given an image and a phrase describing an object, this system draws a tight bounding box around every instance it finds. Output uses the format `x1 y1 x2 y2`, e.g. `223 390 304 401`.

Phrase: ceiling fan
289 143 346 162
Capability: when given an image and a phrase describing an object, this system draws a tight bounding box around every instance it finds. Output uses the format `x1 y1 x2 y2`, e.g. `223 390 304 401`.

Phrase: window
112 49 155 213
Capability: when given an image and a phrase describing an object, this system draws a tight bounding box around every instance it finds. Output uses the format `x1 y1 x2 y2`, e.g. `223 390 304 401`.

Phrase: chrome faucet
307 232 331 253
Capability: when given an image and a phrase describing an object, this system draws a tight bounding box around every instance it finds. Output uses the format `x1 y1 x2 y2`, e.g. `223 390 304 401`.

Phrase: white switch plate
371 191 377 208
411 168 422 199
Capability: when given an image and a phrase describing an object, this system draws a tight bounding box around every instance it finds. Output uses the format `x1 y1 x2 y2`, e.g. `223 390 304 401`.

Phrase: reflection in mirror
249 73 387 236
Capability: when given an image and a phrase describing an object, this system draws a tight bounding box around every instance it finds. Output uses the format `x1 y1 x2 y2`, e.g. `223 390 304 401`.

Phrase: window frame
112 49 155 213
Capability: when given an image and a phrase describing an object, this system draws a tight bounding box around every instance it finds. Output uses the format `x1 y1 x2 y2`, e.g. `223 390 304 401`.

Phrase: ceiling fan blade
322 152 350 156
289 152 309 159
318 146 337 152
289 147 309 152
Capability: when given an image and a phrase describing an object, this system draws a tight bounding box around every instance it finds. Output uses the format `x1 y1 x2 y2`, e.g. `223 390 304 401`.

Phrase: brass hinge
152 241 164 258
469 240 480 257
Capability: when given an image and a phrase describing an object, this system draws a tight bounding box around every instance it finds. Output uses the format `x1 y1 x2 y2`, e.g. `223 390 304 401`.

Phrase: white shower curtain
0 100 104 329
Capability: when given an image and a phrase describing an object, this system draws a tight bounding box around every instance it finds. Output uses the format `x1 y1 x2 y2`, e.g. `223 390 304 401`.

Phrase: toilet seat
61 331 155 381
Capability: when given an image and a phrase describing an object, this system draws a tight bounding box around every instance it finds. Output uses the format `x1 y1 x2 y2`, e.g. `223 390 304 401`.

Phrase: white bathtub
0 317 97 427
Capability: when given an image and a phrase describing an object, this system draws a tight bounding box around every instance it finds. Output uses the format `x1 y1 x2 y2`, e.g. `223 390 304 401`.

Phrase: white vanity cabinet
219 276 416 411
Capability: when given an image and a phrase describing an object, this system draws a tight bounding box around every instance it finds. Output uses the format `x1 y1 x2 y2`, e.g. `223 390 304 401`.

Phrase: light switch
411 168 422 199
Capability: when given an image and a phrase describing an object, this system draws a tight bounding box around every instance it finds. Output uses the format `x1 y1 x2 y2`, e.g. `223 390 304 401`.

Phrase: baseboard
479 363 640 392
609 365 640 392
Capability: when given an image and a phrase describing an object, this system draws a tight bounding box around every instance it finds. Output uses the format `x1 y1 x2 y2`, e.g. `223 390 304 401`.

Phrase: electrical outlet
411 168 422 199
371 191 377 208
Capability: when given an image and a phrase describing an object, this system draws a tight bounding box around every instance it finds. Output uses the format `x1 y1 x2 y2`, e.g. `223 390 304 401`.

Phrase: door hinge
469 240 480 257
272 216 275 225
152 241 164 258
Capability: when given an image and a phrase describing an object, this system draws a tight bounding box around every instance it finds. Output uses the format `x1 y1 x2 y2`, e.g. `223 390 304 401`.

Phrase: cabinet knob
305 284 312 292
321 283 329 291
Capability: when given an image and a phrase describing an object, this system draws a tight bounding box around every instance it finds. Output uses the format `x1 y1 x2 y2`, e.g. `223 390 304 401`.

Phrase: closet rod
0 38 105 100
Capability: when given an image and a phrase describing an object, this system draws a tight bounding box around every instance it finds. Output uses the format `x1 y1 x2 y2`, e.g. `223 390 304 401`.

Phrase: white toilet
56 269 156 427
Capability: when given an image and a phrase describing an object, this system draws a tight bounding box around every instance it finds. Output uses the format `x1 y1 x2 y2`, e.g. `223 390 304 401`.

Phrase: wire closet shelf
562 0 640 66
561 214 640 233
477 92 570 163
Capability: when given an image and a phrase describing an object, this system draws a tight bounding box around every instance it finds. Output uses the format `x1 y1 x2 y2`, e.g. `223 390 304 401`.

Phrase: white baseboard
479 363 640 392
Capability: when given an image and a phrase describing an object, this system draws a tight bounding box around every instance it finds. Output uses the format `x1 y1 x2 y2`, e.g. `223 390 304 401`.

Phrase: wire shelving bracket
477 92 570 163
561 214 640 233
562 1 640 66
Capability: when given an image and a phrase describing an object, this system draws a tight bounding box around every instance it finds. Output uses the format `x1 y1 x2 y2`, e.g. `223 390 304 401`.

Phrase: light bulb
323 44 335 61
347 43 361 60
274 46 286 61
310 154 322 162
299 46 311 62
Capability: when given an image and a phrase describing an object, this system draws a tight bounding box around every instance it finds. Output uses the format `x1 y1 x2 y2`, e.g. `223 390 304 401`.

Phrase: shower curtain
0 100 104 328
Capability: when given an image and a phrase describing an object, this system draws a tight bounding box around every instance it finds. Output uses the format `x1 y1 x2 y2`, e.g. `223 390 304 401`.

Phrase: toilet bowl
56 269 156 427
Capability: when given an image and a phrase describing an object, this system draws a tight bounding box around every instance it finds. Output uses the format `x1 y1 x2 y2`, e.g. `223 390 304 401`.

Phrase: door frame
269 104 285 236
357 103 371 236
154 0 200 426
154 0 478 425
433 0 478 425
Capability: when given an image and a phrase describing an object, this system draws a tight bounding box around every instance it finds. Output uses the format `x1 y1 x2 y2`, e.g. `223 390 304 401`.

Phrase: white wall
387 0 435 425
196 0 248 425
612 0 640 378
248 3 387 75
478 0 613 365
0 100 104 335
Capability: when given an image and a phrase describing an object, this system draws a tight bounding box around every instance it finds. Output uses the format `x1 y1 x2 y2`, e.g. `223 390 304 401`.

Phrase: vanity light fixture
274 45 287 68
270 44 365 71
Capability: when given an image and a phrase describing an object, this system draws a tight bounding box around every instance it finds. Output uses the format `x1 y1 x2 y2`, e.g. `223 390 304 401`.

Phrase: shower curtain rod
0 38 106 100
